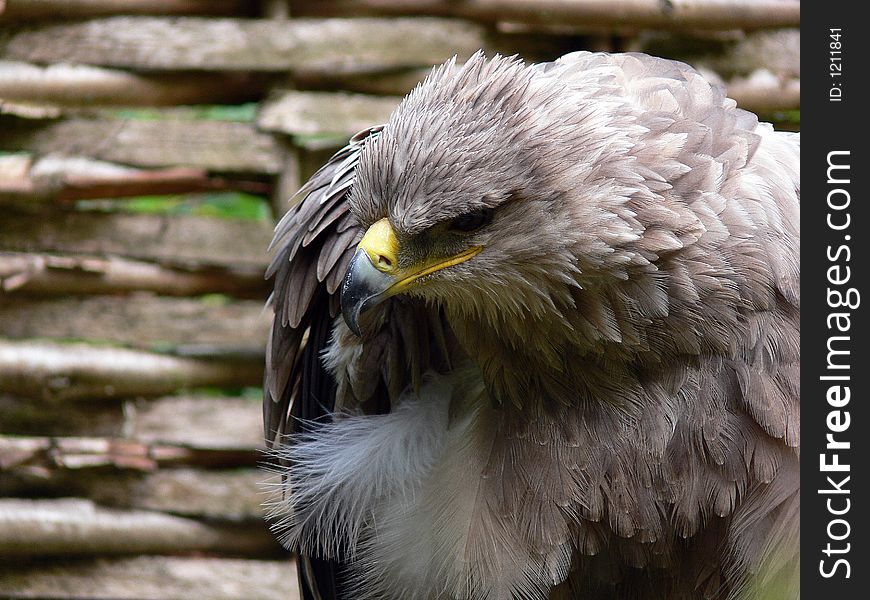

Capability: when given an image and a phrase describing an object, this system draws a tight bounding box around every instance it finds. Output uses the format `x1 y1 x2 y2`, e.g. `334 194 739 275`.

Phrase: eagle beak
341 218 482 335
341 218 400 336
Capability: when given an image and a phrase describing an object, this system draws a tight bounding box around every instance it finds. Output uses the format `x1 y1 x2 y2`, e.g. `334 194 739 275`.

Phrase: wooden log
711 28 799 77
0 0 247 20
0 393 125 437
0 434 260 472
294 66 430 97
0 295 270 350
0 103 261 122
725 72 800 114
0 60 267 106
486 26 607 62
0 153 32 197
6 468 268 522
258 90 399 137
130 394 264 449
270 139 302 220
695 67 800 114
0 465 266 520
1 16 486 72
0 339 263 400
294 0 800 31
636 28 800 79
0 556 297 600
0 435 159 471
119 468 266 519
0 436 50 470
0 498 281 556
0 252 269 298
263 0 291 19
0 393 263 450
0 213 273 270
0 117 285 174
1 439 266 523
0 154 270 207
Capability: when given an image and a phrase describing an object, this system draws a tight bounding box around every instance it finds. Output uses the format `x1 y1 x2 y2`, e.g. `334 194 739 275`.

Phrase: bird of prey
264 51 800 600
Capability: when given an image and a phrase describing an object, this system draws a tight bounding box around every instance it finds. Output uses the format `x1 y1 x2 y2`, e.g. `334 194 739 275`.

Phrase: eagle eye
448 208 493 233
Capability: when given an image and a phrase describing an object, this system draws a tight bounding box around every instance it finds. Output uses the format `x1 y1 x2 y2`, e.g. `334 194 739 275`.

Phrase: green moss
190 386 262 398
109 104 258 122
77 192 271 220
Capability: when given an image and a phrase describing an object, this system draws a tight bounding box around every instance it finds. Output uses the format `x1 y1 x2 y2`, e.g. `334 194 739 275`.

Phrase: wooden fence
0 1 798 598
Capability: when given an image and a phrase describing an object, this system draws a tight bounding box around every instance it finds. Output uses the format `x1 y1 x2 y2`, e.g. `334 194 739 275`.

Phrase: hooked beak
340 247 394 336
340 218 482 335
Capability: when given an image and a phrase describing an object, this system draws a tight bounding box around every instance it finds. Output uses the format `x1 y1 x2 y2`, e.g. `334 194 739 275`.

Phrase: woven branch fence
0 1 798 598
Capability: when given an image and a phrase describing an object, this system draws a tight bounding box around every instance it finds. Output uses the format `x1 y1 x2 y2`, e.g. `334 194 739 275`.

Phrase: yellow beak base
341 218 483 335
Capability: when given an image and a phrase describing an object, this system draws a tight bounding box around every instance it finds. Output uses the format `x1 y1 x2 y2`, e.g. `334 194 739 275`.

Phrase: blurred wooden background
0 1 798 599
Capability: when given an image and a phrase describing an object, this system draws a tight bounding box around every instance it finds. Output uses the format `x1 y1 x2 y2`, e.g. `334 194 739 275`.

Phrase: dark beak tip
339 272 362 337
342 304 363 337
339 248 391 337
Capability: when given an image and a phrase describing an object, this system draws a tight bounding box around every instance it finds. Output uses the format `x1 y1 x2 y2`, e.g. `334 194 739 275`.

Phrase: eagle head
341 52 657 336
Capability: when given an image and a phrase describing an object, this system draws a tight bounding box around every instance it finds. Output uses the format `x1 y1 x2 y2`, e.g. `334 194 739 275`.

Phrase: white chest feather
268 372 572 600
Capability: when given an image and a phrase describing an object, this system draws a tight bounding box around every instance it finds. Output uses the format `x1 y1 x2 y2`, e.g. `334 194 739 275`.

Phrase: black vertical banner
803 3 869 598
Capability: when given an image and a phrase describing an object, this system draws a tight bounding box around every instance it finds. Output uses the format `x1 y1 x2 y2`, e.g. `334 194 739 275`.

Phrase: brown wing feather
264 126 383 450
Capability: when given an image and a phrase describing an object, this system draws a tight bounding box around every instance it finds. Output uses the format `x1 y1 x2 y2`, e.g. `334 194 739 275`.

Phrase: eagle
263 51 800 600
